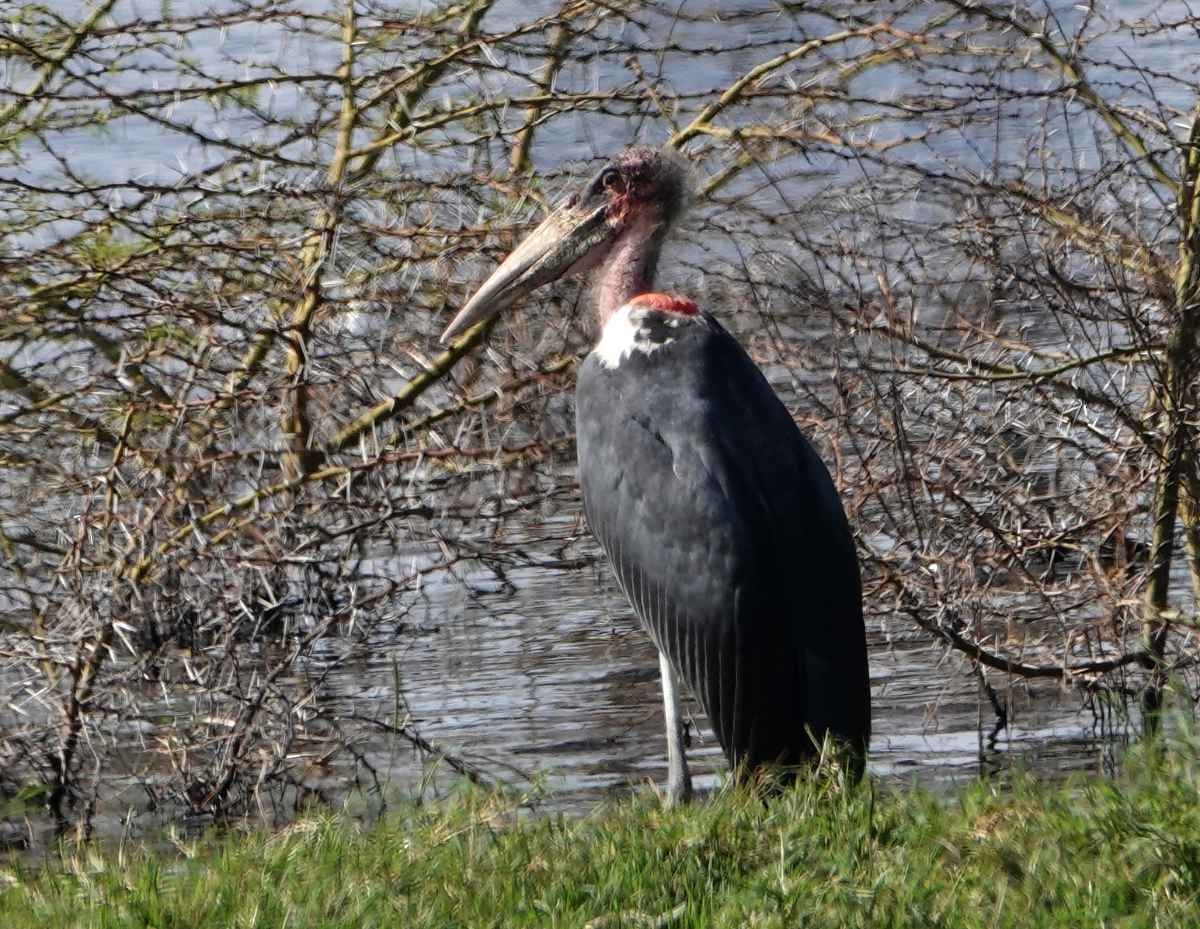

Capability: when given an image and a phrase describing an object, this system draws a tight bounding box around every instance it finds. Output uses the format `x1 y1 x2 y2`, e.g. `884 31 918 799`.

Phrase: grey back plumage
576 311 870 773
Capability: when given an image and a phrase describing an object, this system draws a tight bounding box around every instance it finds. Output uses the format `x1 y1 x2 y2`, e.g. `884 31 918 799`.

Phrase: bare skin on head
440 145 689 342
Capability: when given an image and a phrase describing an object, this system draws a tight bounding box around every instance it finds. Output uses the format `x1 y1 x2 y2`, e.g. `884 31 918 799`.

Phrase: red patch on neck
628 292 699 316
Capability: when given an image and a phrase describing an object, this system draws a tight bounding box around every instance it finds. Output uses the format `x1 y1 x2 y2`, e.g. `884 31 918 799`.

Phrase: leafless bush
1 0 1198 838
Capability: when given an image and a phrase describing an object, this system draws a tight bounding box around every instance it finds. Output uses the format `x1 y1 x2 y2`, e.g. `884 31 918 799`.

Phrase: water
292 514 1129 817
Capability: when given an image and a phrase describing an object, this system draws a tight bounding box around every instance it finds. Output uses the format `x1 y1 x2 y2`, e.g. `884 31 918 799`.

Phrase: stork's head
440 146 688 343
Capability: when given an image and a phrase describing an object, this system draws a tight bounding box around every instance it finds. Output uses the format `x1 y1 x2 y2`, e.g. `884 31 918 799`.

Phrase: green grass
4 745 1200 928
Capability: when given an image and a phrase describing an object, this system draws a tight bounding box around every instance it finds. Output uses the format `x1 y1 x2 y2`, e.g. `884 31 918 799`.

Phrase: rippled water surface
295 513 1131 813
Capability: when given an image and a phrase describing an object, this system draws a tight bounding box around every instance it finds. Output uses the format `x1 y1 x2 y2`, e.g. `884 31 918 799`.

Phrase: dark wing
576 313 869 771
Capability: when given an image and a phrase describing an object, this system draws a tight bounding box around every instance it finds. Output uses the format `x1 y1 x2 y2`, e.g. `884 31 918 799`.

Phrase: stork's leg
658 650 693 806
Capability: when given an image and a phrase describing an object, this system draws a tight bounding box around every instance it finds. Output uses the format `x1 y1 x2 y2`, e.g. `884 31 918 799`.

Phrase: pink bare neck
595 212 667 326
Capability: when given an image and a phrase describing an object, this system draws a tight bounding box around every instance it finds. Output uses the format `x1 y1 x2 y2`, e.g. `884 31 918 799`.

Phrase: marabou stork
441 146 870 803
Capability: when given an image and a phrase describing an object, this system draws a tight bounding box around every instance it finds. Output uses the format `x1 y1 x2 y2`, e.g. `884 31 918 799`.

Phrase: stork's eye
599 167 623 192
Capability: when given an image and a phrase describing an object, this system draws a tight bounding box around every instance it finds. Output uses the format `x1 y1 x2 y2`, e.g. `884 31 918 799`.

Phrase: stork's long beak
440 197 613 344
